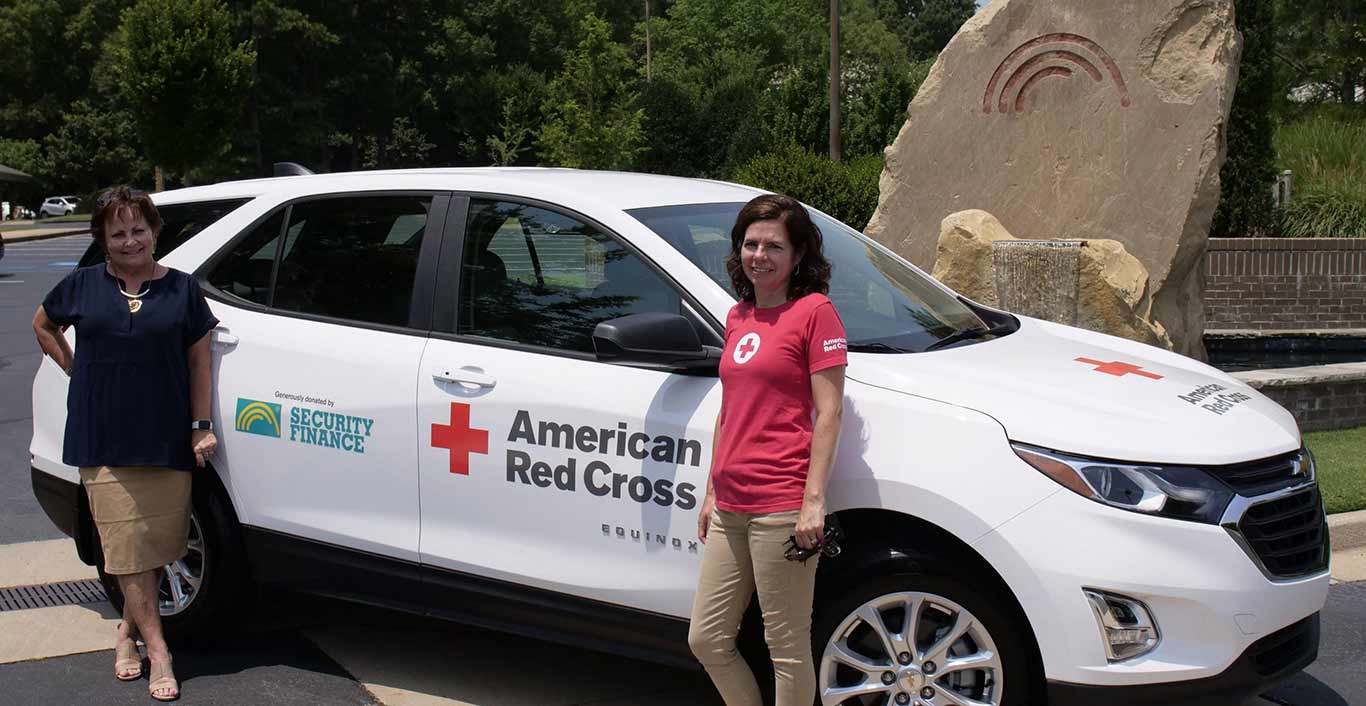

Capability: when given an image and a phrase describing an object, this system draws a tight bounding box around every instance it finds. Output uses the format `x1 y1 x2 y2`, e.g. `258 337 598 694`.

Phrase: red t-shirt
712 293 848 513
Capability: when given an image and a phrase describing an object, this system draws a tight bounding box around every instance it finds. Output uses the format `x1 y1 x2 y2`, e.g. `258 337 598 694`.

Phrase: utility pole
645 0 652 81
829 0 841 161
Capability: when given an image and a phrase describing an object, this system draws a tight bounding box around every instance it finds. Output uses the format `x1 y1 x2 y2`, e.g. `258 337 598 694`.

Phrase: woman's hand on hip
697 493 716 543
192 430 218 467
796 497 826 550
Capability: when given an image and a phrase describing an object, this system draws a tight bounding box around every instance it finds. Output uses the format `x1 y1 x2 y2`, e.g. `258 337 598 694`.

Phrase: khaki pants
688 509 819 706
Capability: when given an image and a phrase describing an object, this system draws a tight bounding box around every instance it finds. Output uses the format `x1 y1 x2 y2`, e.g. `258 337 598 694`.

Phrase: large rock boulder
933 209 1172 348
866 0 1242 358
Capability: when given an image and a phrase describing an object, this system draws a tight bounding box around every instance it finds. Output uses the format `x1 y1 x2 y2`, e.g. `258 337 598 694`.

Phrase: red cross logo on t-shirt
734 332 761 365
431 402 489 475
1074 357 1164 380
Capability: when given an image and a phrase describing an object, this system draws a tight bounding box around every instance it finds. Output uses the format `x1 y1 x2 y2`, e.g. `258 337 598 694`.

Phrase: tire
812 568 1031 706
97 475 248 643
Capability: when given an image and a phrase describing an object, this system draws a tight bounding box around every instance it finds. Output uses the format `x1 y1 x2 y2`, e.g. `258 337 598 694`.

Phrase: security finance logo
235 398 282 438
234 395 375 453
733 332 761 365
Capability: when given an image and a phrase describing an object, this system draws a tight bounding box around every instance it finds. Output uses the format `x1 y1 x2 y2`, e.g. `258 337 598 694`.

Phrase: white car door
417 196 721 617
203 192 445 562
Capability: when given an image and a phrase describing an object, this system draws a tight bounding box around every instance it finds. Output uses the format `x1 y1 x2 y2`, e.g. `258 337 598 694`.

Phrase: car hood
846 317 1300 465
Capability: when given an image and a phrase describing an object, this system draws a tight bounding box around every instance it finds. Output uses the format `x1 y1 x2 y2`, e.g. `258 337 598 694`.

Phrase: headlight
1011 443 1235 524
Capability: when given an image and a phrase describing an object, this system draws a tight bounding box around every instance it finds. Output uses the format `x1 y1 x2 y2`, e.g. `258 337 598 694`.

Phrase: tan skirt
79 466 192 576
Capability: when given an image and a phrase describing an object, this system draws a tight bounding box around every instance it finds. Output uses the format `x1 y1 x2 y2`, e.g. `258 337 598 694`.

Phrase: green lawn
1306 425 1366 514
0 214 90 233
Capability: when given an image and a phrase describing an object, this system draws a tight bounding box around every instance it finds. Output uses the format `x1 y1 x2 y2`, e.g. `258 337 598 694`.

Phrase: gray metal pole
829 0 841 161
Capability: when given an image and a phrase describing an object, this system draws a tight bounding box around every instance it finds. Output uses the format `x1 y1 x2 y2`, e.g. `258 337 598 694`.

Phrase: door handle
212 327 238 347
432 367 497 389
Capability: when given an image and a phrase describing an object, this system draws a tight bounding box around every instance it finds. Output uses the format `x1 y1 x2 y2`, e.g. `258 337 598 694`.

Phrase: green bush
1275 108 1366 237
730 145 883 230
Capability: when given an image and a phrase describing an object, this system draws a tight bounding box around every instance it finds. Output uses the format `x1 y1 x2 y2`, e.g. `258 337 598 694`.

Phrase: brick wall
1239 378 1366 433
1204 238 1366 330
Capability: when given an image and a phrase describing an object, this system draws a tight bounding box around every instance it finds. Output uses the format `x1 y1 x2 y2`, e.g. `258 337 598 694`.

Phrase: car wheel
813 570 1029 706
97 478 247 642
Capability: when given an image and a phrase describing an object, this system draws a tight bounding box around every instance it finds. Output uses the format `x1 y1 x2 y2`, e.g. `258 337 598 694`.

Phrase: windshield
628 202 988 351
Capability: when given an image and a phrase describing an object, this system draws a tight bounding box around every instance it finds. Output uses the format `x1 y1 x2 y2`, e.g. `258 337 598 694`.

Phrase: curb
1 228 90 244
1329 509 1366 552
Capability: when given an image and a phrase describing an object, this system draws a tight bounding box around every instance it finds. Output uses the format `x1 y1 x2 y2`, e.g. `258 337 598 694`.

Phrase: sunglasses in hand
783 525 843 563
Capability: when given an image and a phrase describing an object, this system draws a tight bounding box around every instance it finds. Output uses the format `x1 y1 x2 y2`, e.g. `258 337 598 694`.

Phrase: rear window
78 198 251 268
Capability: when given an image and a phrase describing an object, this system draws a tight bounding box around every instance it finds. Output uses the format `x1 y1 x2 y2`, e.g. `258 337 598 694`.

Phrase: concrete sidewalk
1 222 91 244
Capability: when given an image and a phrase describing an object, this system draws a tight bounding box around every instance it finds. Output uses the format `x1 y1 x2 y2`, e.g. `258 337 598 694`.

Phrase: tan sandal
148 658 179 702
114 623 142 681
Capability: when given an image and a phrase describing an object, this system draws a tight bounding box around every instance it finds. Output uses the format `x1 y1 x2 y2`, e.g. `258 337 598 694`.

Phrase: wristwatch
191 419 213 431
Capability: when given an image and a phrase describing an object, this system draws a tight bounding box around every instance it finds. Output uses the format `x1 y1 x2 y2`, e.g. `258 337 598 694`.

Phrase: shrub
730 145 883 230
1275 108 1366 237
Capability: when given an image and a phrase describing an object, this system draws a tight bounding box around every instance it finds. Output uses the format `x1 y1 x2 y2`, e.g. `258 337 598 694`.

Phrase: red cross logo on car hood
432 402 489 475
1074 357 1164 380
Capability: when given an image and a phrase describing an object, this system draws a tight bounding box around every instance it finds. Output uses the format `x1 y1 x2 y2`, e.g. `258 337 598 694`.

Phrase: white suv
38 195 80 218
31 169 1329 706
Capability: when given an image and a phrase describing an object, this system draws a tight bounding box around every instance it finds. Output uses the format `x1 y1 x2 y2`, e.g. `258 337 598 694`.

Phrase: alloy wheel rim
158 512 205 616
820 591 1004 706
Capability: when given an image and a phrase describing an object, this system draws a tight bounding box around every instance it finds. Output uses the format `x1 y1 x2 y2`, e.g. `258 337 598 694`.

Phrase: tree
1276 0 1365 106
43 101 150 194
538 15 646 169
110 0 255 189
1213 0 1279 237
874 0 974 60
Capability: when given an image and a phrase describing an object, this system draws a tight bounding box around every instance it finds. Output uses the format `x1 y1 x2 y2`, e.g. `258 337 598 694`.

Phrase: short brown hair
92 186 162 250
726 194 832 303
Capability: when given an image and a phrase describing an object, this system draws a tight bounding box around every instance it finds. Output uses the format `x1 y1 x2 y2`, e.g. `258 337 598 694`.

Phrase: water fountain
991 240 1084 326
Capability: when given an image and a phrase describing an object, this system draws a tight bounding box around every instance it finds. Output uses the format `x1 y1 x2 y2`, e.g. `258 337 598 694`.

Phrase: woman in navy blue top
33 186 217 702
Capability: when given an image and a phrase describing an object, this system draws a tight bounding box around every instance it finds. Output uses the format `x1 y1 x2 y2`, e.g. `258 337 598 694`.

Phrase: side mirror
593 313 720 373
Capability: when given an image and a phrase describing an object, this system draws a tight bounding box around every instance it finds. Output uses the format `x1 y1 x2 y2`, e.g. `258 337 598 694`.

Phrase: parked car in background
38 195 80 218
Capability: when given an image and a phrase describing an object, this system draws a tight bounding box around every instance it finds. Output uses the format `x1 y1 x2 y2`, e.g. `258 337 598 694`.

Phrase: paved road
0 236 1360 705
0 234 89 544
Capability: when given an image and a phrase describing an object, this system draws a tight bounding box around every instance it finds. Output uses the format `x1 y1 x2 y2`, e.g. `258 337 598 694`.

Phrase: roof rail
273 162 314 177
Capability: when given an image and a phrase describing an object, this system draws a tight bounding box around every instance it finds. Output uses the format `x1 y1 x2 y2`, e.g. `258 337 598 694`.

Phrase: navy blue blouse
42 265 219 471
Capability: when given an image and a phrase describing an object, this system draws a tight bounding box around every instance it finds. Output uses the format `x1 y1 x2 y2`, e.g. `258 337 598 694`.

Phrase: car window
629 202 987 352
206 211 286 306
457 199 682 353
270 195 431 327
78 198 251 268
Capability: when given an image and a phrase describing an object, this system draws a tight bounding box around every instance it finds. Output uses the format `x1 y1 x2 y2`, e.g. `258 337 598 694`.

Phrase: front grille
1209 450 1307 495
1249 613 1319 676
1237 487 1328 578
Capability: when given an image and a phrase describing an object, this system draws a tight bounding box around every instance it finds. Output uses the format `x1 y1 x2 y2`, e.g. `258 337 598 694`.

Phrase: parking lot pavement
0 539 720 706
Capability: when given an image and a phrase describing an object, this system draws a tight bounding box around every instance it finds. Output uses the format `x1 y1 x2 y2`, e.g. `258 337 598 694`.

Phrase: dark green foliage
43 101 151 194
111 0 255 181
874 0 975 60
3 0 971 191
731 144 884 229
1212 0 1279 237
538 14 646 169
1275 0 1364 108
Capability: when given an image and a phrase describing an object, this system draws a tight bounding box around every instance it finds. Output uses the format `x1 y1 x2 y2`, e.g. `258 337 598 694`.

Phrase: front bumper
1048 612 1319 706
974 486 1329 687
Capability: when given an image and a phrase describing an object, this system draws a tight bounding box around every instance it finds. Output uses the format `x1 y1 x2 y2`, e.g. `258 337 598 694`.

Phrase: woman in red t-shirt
688 194 848 706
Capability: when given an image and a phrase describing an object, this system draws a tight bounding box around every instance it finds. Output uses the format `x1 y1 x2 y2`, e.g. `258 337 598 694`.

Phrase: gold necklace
112 267 153 314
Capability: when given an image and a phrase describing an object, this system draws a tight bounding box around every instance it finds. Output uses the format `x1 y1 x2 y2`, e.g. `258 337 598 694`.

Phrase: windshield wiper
923 325 1000 352
847 341 913 353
